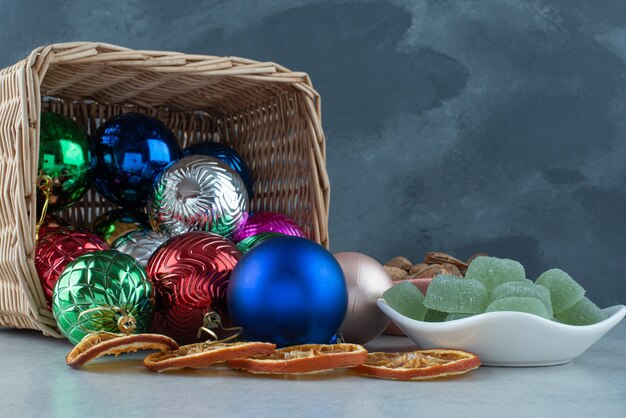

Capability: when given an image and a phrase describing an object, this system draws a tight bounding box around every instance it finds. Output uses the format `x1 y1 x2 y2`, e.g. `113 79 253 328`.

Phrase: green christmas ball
39 112 93 210
236 232 283 253
90 209 152 246
52 250 154 345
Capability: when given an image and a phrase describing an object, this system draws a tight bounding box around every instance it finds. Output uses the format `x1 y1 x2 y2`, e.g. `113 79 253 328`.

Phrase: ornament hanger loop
77 306 137 336
35 173 54 242
196 311 243 344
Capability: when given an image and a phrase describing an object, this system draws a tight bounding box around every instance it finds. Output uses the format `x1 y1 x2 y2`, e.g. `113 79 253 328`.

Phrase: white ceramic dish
377 299 626 367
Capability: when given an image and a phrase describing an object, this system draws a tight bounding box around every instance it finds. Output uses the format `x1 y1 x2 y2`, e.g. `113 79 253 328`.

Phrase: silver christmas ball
148 155 249 237
334 252 393 344
112 230 169 267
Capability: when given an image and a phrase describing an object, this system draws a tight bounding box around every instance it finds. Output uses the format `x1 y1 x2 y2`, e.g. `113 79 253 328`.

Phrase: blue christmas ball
227 236 347 347
183 142 254 197
92 113 182 208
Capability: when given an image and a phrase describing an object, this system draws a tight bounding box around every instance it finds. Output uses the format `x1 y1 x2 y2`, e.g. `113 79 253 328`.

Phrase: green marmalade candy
423 275 488 314
492 281 554 318
383 281 428 321
536 269 585 314
465 256 526 290
485 296 551 319
556 297 607 325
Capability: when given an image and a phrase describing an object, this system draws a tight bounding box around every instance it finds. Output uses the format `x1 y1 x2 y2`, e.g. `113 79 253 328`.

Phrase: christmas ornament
36 228 109 305
36 214 69 240
148 155 249 237
146 231 242 344
334 252 393 344
90 209 152 245
92 113 181 208
227 236 347 347
184 141 254 197
236 232 283 253
231 211 305 243
113 230 168 268
38 112 93 210
52 250 154 345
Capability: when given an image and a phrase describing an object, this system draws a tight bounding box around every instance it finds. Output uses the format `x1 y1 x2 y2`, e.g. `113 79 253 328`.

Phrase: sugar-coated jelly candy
445 313 474 321
535 269 585 314
492 281 554 318
465 256 526 290
423 275 488 314
424 309 448 322
383 282 428 321
485 296 550 319
556 297 607 325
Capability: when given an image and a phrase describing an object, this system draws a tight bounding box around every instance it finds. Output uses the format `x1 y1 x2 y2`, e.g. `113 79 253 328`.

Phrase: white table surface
1 322 625 418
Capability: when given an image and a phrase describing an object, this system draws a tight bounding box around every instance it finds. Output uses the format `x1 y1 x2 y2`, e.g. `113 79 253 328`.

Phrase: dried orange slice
354 349 480 381
143 341 276 372
66 332 179 369
227 343 367 374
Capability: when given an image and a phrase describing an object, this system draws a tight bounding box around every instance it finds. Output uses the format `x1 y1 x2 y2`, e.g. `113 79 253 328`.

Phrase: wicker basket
0 42 329 337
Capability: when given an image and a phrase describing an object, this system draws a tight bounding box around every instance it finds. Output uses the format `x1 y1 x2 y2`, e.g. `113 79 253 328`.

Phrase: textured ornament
228 236 347 347
184 141 254 197
92 113 182 208
52 250 153 345
113 230 169 268
37 214 70 240
90 209 152 246
334 252 393 344
148 155 249 238
36 228 110 305
146 231 242 344
231 211 305 243
38 112 93 210
236 232 283 253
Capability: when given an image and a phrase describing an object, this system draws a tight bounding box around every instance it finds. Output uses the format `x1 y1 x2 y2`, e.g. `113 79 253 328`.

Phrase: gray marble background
2 0 625 306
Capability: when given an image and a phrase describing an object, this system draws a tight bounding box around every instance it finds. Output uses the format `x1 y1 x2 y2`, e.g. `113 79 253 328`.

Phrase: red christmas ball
146 231 242 344
35 228 110 306
37 214 70 239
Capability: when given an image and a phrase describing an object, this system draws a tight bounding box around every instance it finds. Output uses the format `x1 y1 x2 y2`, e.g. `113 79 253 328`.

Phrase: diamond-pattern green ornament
52 250 154 345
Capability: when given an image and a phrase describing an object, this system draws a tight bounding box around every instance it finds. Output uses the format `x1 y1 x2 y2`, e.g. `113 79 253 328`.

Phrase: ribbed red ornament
145 231 242 344
35 228 110 305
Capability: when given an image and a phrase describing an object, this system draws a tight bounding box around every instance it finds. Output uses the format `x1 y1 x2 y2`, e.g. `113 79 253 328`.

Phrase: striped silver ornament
148 155 249 237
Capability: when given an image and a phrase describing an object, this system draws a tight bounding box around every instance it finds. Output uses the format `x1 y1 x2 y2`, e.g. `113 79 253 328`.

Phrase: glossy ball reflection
148 155 249 238
90 209 152 246
227 236 348 347
231 211 305 243
36 228 110 306
113 230 168 268
92 113 181 208
184 141 254 197
146 231 242 344
334 252 393 344
38 112 93 210
52 250 153 345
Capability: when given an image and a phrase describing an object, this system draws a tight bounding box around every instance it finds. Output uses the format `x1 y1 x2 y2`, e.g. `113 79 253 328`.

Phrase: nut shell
424 252 468 270
409 263 430 275
383 265 408 281
411 264 445 278
385 256 413 272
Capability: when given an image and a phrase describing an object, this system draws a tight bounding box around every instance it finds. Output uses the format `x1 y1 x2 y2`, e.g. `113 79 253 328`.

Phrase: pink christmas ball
231 211 305 243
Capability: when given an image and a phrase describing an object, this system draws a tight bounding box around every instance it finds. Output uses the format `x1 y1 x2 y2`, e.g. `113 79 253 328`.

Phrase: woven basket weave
0 42 329 337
